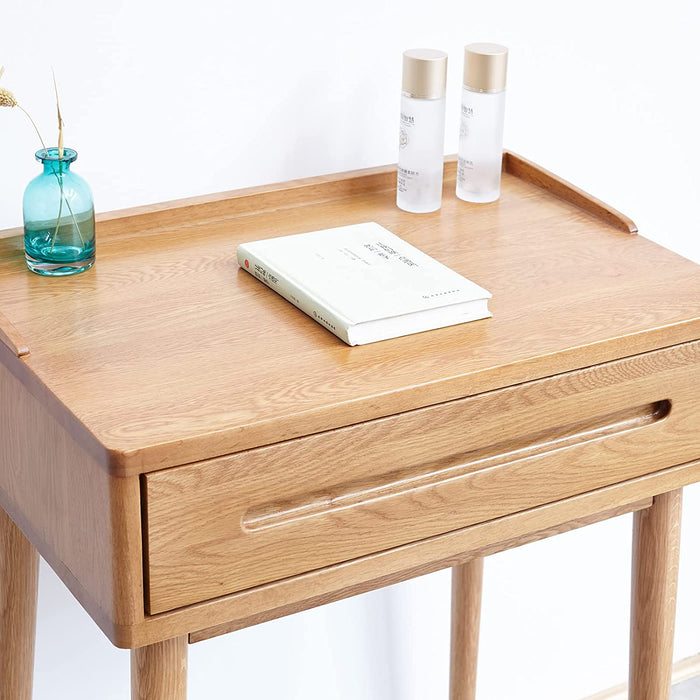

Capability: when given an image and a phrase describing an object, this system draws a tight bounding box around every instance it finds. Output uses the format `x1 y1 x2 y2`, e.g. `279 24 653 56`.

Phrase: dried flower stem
49 167 85 251
16 104 49 157
52 69 64 159
0 68 85 249
47 70 79 249
17 101 83 248
1 70 86 254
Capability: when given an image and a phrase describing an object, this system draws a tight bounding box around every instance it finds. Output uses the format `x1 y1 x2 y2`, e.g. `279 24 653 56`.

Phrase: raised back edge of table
0 311 29 358
91 151 637 237
502 151 638 234
95 161 401 236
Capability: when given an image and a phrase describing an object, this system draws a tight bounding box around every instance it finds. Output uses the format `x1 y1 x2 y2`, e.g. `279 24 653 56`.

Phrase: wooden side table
0 153 699 699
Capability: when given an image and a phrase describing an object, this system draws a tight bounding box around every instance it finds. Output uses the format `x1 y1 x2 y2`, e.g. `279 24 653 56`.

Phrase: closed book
237 222 492 346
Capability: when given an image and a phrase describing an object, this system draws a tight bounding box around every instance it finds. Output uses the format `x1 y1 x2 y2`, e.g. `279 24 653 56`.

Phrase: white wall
3 0 699 698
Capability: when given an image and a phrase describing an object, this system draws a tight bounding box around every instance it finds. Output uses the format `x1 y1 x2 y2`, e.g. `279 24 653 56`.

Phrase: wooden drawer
143 341 700 614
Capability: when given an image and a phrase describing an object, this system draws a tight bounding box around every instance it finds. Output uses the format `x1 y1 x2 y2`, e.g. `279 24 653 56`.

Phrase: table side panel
0 352 144 640
144 341 700 614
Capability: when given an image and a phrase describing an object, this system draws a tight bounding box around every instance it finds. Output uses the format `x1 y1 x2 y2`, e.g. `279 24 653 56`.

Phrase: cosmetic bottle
456 43 508 203
397 48 448 213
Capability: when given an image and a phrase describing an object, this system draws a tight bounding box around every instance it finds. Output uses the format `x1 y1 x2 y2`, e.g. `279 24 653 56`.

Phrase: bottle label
458 104 474 184
397 166 419 194
398 111 419 190
457 156 474 183
399 112 414 152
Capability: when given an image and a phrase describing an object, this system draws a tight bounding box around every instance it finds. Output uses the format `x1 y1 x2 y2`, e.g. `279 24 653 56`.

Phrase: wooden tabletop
0 154 698 475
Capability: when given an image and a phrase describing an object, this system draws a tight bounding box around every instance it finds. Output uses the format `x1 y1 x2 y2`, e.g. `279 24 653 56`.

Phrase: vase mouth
36 147 77 164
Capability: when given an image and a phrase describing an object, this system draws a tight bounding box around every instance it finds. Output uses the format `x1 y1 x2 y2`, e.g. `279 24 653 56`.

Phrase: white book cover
237 222 492 345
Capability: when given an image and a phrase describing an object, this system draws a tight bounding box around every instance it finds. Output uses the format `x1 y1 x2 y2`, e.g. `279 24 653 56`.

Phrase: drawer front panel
144 341 700 613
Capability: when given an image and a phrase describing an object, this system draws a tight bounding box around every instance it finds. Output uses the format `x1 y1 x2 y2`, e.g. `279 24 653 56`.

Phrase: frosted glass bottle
397 49 448 214
456 43 509 204
457 88 506 202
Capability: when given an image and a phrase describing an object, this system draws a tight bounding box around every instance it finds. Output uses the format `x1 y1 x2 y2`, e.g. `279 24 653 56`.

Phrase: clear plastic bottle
397 48 448 214
456 43 508 203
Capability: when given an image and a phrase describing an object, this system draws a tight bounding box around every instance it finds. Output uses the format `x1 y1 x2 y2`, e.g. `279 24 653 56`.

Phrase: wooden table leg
449 557 484 700
131 635 188 700
629 489 682 700
0 507 39 700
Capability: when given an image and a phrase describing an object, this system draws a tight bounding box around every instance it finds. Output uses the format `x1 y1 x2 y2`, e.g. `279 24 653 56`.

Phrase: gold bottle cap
463 43 508 93
402 48 448 100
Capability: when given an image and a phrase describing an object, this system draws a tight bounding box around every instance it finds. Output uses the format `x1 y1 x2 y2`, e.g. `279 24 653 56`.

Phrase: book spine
237 246 352 345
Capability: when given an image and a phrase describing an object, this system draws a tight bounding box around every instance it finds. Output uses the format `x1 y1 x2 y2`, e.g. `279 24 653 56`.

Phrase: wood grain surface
0 346 144 643
0 157 697 475
0 155 698 657
131 636 187 700
188 494 654 645
502 152 638 233
144 341 700 613
629 490 683 700
449 558 484 700
0 309 29 357
0 507 38 700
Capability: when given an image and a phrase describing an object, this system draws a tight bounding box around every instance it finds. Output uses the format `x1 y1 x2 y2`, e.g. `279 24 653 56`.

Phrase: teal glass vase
23 147 95 276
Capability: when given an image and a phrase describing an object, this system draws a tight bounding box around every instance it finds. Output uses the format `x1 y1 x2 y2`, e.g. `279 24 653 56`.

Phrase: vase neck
43 160 71 175
36 147 78 175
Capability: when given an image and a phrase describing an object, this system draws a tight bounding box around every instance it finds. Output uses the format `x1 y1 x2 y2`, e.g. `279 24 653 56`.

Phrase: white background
2 1 700 698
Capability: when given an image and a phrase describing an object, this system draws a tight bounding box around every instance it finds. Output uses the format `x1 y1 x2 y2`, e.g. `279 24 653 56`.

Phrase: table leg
629 489 682 700
449 557 484 700
131 635 188 700
0 507 39 700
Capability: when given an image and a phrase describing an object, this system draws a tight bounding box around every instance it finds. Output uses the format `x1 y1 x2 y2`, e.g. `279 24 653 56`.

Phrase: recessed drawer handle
243 400 671 532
